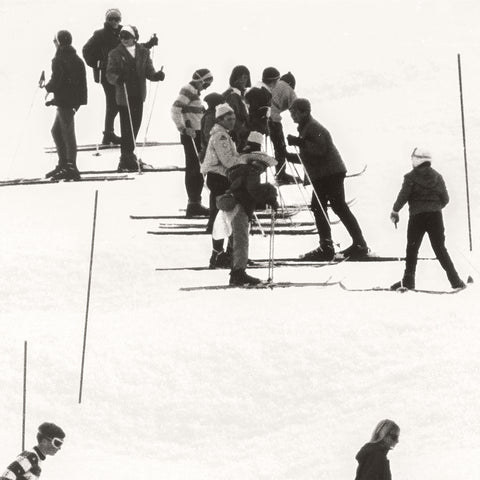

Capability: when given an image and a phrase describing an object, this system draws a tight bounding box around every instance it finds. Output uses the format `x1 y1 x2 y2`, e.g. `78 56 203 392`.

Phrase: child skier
390 148 466 290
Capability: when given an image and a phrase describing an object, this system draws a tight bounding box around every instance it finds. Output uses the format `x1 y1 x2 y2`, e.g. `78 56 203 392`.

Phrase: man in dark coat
83 8 158 145
106 25 165 172
286 98 369 260
390 148 466 290
44 30 87 181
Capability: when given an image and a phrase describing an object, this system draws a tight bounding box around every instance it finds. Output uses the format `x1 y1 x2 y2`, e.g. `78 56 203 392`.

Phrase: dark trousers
102 80 119 133
181 133 204 203
268 119 287 173
51 107 77 167
404 211 460 284
311 173 365 246
118 97 143 155
206 172 230 250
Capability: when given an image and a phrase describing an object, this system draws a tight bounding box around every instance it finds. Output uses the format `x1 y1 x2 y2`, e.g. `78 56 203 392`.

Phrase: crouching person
215 152 278 286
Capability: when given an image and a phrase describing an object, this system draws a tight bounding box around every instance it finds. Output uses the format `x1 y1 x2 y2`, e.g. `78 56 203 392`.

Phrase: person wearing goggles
1 422 65 480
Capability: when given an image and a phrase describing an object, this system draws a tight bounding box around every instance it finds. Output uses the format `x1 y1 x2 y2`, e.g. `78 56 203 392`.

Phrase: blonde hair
370 419 400 443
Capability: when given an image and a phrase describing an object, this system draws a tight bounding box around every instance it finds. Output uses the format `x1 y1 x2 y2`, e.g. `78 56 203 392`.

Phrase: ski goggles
46 437 64 448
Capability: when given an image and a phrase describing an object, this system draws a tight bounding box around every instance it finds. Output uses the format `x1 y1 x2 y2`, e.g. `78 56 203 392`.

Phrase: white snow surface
1 0 480 479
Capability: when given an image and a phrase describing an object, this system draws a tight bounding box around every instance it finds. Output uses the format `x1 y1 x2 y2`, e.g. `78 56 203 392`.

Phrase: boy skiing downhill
1 422 65 480
390 148 466 290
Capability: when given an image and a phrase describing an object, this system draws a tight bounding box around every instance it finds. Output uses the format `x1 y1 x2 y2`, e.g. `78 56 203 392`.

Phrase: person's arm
82 31 102 68
44 58 63 93
392 175 412 213
171 86 191 133
105 50 123 86
1 452 41 480
438 174 450 207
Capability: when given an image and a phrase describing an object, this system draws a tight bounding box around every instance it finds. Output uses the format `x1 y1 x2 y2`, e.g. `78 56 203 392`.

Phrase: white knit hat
120 25 136 39
215 103 234 119
411 147 432 167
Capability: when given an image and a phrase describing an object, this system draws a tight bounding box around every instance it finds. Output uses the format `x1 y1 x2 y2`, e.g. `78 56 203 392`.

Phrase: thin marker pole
79 190 99 404
22 341 27 451
457 54 473 251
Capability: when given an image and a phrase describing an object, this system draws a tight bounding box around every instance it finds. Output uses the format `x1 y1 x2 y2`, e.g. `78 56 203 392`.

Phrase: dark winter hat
229 65 251 88
411 147 432 167
120 25 139 40
105 8 121 20
290 98 311 113
192 68 213 83
38 422 66 440
262 67 280 83
280 71 296 89
204 92 225 110
55 30 72 46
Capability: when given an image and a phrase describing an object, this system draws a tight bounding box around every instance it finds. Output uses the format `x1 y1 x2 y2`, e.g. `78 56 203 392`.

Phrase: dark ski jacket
354 442 392 480
294 115 346 181
392 164 449 215
245 84 272 135
45 45 87 110
106 43 162 106
223 87 249 147
226 163 278 218
82 22 122 83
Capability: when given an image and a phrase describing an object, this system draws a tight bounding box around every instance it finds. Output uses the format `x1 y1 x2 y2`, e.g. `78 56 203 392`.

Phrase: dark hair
229 65 251 89
55 30 72 46
280 71 296 89
37 422 65 443
290 98 311 113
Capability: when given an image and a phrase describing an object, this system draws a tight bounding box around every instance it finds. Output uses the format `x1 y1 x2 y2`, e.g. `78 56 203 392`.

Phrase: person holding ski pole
82 8 158 145
354 419 399 480
106 25 165 172
44 29 87 181
171 69 213 217
389 148 466 290
216 152 279 286
1 422 65 480
286 98 369 260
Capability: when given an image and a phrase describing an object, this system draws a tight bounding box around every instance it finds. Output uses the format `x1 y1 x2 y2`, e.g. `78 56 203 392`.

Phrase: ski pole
253 212 267 237
22 340 27 451
268 208 276 283
293 146 331 225
123 83 141 174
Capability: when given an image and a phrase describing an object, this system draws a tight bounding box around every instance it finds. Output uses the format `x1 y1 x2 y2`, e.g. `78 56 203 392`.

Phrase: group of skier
41 7 466 289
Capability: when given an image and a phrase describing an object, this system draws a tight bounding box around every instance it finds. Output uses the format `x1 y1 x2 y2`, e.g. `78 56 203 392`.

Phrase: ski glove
154 70 165 81
144 34 158 49
390 211 399 225
286 134 305 147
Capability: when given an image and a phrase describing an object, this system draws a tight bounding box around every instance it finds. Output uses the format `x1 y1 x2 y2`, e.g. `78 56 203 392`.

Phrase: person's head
280 71 296 90
370 419 400 449
53 30 72 49
105 8 121 28
204 92 225 112
192 69 213 91
242 152 277 173
36 422 65 456
262 67 280 88
119 25 138 47
411 147 432 168
215 103 236 131
229 65 251 91
289 98 311 124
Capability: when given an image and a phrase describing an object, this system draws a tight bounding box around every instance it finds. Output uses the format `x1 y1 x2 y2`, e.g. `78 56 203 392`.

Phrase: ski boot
102 131 121 145
45 165 63 179
117 153 139 172
299 240 335 261
390 274 415 291
229 269 262 286
209 250 231 269
186 203 209 218
340 243 370 259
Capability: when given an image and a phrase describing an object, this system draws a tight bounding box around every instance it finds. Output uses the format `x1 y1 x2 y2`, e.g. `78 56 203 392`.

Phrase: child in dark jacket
390 148 465 290
354 419 399 480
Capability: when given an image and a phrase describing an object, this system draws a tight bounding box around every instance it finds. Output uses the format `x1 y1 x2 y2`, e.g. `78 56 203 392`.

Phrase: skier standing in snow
201 103 241 267
106 25 165 172
82 8 158 145
0 422 65 480
354 419 399 480
44 30 87 181
171 69 213 217
390 148 466 290
219 152 279 286
269 71 298 185
286 98 369 260
223 65 251 151
198 92 225 163
243 67 280 152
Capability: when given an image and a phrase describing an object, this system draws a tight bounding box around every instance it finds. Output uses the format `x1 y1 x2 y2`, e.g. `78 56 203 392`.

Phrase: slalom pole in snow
22 341 27 451
79 190 99 404
457 54 473 251
293 146 331 226
123 83 141 174
267 209 276 283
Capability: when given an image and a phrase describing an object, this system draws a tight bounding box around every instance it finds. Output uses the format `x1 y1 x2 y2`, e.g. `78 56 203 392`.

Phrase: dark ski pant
181 132 204 204
102 80 119 134
311 173 366 247
51 107 77 168
231 204 249 271
206 172 231 253
268 119 287 173
404 211 461 285
118 96 143 156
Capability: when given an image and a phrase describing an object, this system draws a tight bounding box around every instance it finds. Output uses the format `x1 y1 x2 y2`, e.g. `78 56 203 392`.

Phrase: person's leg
101 81 120 143
117 104 138 171
50 108 67 171
183 133 207 216
427 211 465 287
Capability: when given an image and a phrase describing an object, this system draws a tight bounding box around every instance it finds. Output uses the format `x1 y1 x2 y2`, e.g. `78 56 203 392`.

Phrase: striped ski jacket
171 82 205 132
1 447 45 480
